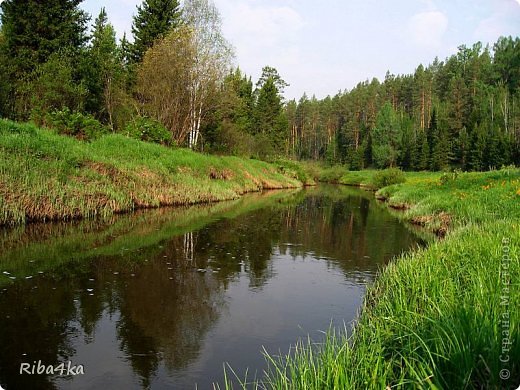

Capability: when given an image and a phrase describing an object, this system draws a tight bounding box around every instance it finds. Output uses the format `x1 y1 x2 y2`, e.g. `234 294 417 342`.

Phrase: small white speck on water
113 272 119 275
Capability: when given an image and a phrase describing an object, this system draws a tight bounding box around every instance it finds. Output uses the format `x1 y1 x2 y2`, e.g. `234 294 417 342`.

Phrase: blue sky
82 0 520 99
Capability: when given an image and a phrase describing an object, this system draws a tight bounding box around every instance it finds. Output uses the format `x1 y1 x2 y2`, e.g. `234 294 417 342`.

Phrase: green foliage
29 53 87 123
125 117 172 145
0 0 89 118
131 0 182 63
275 159 315 186
439 168 462 185
205 68 255 155
83 7 127 128
371 168 406 188
318 166 347 183
285 37 520 171
372 102 400 168
43 108 109 141
253 71 288 156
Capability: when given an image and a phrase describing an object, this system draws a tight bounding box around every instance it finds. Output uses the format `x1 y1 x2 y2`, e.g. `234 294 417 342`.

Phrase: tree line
0 0 287 155
285 38 520 170
0 0 519 170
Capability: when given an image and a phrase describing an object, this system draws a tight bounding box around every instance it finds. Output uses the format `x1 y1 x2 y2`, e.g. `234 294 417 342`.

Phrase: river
0 185 424 389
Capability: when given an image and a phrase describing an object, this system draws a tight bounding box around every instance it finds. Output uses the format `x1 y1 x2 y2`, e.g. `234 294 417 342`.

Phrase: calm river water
0 185 423 389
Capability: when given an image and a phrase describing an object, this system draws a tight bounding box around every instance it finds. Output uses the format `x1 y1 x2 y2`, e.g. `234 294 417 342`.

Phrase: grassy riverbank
228 168 519 389
0 119 308 226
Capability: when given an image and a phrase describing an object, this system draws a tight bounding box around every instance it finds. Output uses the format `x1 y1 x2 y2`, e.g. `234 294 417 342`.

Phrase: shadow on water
0 185 425 389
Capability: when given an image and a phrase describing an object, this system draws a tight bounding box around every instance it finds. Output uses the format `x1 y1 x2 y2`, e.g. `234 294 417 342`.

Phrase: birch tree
183 0 233 149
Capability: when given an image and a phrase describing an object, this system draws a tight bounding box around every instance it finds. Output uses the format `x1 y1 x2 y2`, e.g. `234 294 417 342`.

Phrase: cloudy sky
82 0 520 99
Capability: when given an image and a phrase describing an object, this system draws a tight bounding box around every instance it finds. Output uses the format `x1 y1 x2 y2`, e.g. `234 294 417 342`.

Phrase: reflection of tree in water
0 187 423 389
277 192 422 277
188 211 284 289
0 280 80 390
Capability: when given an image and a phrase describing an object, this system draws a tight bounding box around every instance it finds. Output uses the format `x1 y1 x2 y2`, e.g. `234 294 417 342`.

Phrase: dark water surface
0 185 423 389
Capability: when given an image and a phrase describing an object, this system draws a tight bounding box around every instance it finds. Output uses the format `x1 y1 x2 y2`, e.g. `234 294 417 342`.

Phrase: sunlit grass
0 119 303 226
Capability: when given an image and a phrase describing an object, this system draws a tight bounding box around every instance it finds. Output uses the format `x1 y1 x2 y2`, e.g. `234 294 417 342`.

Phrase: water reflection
0 186 423 389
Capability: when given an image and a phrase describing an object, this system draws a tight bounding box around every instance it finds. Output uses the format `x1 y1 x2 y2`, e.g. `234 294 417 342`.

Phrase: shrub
319 166 347 183
439 168 462 185
126 117 173 146
371 168 406 188
43 108 109 141
276 159 315 185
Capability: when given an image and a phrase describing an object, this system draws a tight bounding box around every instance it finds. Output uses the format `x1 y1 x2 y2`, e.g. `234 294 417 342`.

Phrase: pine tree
0 0 89 118
415 131 430 171
0 0 88 77
84 8 120 121
469 123 487 171
371 102 400 168
459 127 470 170
131 0 182 63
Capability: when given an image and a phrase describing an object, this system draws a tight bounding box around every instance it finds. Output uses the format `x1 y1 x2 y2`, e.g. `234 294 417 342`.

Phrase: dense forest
0 0 519 171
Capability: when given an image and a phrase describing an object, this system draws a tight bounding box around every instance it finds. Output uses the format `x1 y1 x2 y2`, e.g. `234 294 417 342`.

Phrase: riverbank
0 119 310 226
245 167 519 389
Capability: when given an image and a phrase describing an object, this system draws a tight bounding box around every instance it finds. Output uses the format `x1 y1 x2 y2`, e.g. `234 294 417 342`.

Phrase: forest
0 0 519 172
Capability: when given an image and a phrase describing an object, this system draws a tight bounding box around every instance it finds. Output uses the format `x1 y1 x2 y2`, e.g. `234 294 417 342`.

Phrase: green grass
0 119 303 226
222 167 520 389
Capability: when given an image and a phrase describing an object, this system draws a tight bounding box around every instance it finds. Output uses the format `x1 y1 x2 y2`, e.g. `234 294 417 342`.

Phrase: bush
43 108 109 141
126 117 172 145
439 168 462 185
371 168 406 188
319 166 347 183
276 159 315 185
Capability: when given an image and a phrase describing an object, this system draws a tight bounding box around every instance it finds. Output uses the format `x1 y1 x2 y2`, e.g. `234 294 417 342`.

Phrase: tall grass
0 119 303 226
222 168 520 389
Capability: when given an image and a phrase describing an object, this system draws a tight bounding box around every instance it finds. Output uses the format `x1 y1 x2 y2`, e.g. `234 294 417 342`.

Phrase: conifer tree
84 8 120 121
131 0 182 63
0 0 89 118
415 131 430 171
252 66 289 156
0 0 88 77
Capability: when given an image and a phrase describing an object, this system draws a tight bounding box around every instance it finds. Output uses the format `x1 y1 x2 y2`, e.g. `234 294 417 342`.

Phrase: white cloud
215 0 304 49
473 0 520 43
213 0 305 94
407 11 448 48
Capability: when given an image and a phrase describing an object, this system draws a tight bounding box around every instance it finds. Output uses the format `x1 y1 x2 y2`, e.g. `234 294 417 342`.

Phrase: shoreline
0 120 310 228
259 167 519 389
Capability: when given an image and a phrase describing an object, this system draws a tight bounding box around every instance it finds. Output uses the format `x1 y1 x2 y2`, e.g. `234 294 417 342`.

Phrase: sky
81 0 520 100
